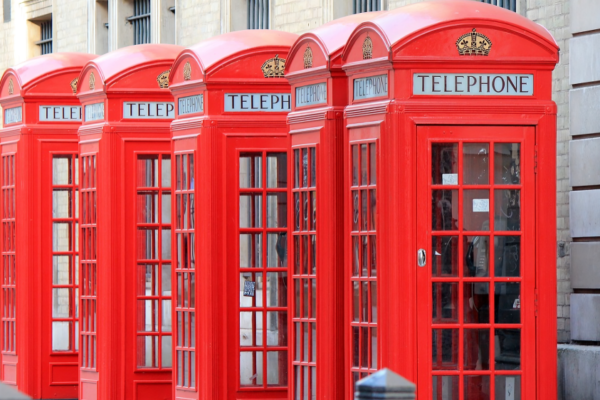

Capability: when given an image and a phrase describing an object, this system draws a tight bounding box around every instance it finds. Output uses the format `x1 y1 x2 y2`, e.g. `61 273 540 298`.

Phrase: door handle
418 249 426 267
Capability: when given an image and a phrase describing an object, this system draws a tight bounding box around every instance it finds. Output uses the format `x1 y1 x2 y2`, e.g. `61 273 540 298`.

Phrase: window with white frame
36 18 52 55
248 0 269 29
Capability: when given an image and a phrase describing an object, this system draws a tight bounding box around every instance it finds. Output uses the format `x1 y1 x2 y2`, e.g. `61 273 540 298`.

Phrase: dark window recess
169 6 175 14
480 0 516 12
248 0 269 29
35 19 53 55
354 0 380 13
128 0 151 45
3 0 10 23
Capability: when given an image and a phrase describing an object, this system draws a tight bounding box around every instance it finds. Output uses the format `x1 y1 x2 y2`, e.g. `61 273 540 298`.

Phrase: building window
480 0 516 12
36 19 52 55
248 0 269 29
292 147 316 399
51 155 79 353
350 142 378 383
136 154 172 369
128 0 151 45
353 0 380 13
3 0 10 23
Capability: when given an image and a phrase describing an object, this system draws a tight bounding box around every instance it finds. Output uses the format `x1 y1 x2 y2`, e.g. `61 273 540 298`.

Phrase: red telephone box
168 30 297 400
341 1 558 399
75 44 183 400
0 53 96 399
283 12 382 400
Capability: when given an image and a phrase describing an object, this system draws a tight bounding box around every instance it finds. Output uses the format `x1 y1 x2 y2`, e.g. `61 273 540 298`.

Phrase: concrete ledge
570 34 600 86
571 294 600 341
558 344 600 400
570 190 600 237
571 0 600 34
570 87 600 137
570 139 600 187
571 243 600 289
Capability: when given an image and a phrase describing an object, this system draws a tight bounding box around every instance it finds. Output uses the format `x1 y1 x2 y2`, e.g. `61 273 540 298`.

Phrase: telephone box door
416 125 535 400
226 137 289 400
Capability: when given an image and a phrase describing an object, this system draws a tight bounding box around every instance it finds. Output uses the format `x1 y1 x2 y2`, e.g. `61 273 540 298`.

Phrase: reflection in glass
463 143 489 185
239 273 263 308
494 236 520 277
240 351 263 386
432 282 458 322
432 190 458 231
495 190 521 231
266 272 287 307
137 156 159 187
432 329 459 370
240 234 262 268
267 153 287 188
432 143 458 185
267 351 288 385
52 288 71 318
53 157 72 185
53 223 72 251
240 311 262 346
464 236 489 277
464 282 489 324
162 336 172 367
240 154 262 188
495 375 521 400
495 143 521 184
495 329 520 370
267 193 287 228
53 256 72 285
432 236 458 277
464 375 490 400
161 156 171 187
52 321 71 351
240 194 262 228
53 190 71 218
463 190 490 231
464 329 490 370
266 312 287 347
267 233 287 268
495 282 520 324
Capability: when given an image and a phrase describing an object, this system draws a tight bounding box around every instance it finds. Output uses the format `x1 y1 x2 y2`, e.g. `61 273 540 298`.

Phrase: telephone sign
413 73 534 96
39 105 82 121
122 101 175 119
224 93 291 112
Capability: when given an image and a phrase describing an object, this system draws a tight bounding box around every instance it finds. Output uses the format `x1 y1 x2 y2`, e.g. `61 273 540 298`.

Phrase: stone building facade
0 0 594 397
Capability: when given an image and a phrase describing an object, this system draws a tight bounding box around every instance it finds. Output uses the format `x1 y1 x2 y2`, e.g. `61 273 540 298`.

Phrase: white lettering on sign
39 106 82 121
354 74 388 100
413 73 534 96
295 83 327 107
123 102 175 119
473 199 489 212
85 102 105 122
4 106 22 125
178 94 203 115
225 93 291 112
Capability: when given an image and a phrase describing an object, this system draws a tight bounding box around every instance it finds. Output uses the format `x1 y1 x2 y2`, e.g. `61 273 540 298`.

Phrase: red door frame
0 53 96 399
415 125 536 399
339 3 558 399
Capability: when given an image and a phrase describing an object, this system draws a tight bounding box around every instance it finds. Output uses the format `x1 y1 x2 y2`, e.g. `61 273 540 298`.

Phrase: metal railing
480 0 516 12
35 19 52 55
248 0 269 29
354 0 381 14
127 0 151 45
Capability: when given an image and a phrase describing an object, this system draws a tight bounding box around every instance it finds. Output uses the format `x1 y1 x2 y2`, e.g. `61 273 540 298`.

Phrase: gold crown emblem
303 46 313 69
8 79 13 95
362 33 373 60
70 78 78 94
157 70 170 88
261 54 286 78
183 62 191 81
456 28 492 56
89 72 95 90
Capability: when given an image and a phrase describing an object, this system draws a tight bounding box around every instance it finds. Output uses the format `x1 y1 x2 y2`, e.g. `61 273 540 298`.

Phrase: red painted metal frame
339 1 559 399
76 44 183 400
168 30 298 400
0 53 96 399
284 12 383 400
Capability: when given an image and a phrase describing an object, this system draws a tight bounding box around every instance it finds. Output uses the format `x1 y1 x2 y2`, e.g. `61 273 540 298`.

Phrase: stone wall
176 0 221 47
54 0 87 52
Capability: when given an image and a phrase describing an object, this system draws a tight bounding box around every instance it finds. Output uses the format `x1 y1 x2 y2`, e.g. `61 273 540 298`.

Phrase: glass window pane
463 190 490 231
267 351 288 386
301 148 308 187
266 312 287 347
137 156 158 187
53 190 71 218
240 154 262 188
494 190 521 231
463 282 489 324
52 321 71 351
267 233 287 268
464 235 490 277
360 144 368 185
495 329 520 370
495 282 520 324
52 256 72 285
162 300 172 332
293 149 299 189
432 329 459 370
463 143 489 185
267 153 287 188
240 273 263 308
494 236 520 277
162 264 171 295
310 148 316 188
53 222 72 251
137 193 158 223
162 229 172 260
162 193 171 224
494 143 521 184
137 264 158 296
138 335 158 368
432 236 458 277
52 156 72 185
432 190 458 231
162 335 172 368
240 234 262 268
267 193 287 228
137 228 158 260
352 145 358 187
189 154 194 190
240 311 262 347
240 194 262 228
369 143 376 185
266 272 287 307
161 156 172 188
495 375 521 400
240 351 263 386
464 375 490 399
371 327 378 369
432 143 458 185
137 300 158 332
432 283 458 323
52 288 71 318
